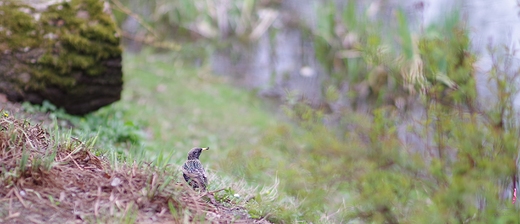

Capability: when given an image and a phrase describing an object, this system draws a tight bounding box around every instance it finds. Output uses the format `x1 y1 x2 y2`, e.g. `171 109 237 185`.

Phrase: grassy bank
1 49 315 222
119 51 308 221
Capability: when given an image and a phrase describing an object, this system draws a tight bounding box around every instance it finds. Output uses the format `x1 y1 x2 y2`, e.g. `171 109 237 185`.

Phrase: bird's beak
202 147 209 151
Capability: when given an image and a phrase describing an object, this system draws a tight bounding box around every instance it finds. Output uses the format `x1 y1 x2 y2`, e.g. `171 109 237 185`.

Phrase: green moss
0 4 41 49
80 24 119 44
0 0 121 91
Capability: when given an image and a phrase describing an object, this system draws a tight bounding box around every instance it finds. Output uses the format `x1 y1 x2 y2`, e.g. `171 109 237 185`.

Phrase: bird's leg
198 191 219 207
207 192 219 206
196 188 226 199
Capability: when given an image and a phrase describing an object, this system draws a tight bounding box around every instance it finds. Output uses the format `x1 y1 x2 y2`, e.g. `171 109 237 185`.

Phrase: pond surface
210 0 520 110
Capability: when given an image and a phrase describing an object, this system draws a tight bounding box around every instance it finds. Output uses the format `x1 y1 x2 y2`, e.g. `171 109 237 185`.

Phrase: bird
182 147 209 191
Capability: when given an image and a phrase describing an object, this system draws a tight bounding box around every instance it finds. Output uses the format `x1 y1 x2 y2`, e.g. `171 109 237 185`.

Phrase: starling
182 147 209 191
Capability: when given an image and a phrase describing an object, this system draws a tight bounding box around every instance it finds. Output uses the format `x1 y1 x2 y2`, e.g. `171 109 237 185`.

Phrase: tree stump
0 0 123 115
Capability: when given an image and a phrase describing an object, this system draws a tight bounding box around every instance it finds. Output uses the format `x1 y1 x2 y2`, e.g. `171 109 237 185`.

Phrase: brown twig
13 187 28 208
109 0 158 38
108 0 180 50
72 158 84 171
27 217 44 224
94 186 101 217
259 213 271 222
8 195 13 216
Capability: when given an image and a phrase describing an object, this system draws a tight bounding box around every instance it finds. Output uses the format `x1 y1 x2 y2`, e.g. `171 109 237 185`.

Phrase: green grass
121 52 279 164
18 48 312 222
118 50 306 222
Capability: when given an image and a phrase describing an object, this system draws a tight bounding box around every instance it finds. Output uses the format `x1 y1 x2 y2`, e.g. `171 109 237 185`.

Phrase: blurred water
361 0 520 109
211 0 520 110
377 0 520 54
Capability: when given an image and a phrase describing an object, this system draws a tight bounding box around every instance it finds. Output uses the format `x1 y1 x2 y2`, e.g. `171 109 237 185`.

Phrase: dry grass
0 112 269 223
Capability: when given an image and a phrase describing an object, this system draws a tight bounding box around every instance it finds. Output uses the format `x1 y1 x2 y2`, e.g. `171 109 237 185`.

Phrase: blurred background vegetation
19 0 520 222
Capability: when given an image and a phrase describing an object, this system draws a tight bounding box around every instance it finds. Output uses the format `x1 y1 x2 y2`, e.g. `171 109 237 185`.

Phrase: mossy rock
0 0 122 115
